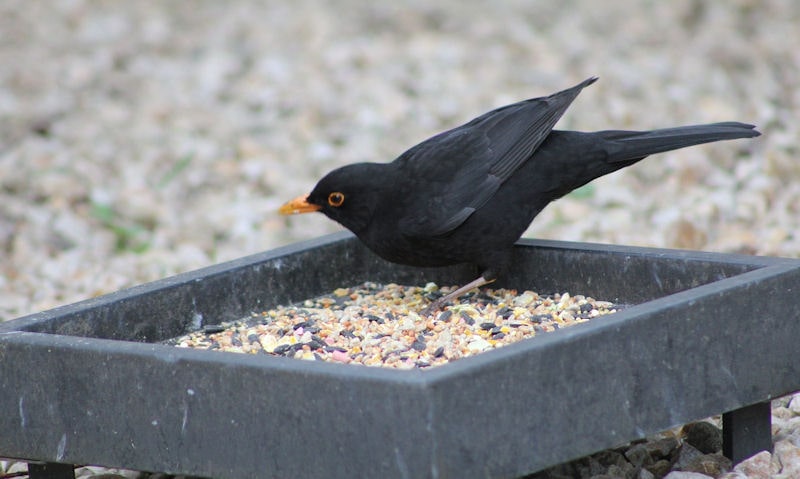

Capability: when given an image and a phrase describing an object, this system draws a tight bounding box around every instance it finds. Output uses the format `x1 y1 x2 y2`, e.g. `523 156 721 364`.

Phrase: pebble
682 422 723 454
731 451 776 479
663 472 713 479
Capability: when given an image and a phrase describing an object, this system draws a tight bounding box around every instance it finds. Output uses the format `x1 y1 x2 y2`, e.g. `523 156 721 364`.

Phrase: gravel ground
1 1 799 478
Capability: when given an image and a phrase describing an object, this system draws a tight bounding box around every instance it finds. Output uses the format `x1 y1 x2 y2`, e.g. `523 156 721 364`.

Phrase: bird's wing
398 77 597 237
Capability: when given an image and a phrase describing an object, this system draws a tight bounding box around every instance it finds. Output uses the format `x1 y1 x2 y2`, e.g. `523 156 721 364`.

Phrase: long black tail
600 122 760 163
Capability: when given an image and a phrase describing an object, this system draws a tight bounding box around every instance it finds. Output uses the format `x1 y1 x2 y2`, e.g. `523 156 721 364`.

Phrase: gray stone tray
2 232 799 479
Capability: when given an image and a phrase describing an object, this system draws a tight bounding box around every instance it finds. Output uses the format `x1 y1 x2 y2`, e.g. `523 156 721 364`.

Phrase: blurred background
1 0 798 321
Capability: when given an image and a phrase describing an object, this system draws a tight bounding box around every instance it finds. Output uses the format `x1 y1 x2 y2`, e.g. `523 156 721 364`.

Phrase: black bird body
280 77 760 312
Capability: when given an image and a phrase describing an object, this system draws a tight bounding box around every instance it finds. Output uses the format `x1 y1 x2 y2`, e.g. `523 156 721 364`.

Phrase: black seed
533 325 544 333
438 310 453 322
385 312 397 322
495 307 513 318
366 314 384 324
416 361 431 368
313 353 323 361
311 335 325 343
492 332 506 340
412 340 426 351
425 290 443 301
477 292 495 303
433 346 445 358
273 344 292 355
293 320 314 330
203 324 225 334
530 314 551 323
324 346 347 353
552 323 560 329
341 329 356 339
489 326 503 335
231 336 243 347
207 342 220 350
307 340 325 350
509 322 524 328
480 322 496 331
247 333 259 343
334 295 350 306
460 311 475 325
580 303 594 313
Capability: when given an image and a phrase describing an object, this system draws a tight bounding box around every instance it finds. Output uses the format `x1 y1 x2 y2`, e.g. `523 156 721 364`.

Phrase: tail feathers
600 122 760 163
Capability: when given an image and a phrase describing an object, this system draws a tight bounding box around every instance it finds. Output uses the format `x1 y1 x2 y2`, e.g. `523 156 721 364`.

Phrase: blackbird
280 77 760 314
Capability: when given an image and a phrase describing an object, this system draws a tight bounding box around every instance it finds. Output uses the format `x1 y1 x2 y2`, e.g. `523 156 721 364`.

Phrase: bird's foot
420 299 448 317
419 275 494 317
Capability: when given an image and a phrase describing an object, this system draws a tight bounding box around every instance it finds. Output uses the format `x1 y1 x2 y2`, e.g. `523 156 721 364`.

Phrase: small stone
716 472 747 479
663 472 713 479
732 450 776 478
674 442 705 470
646 436 680 461
773 406 794 420
594 450 627 468
513 292 536 307
647 459 673 478
259 336 277 352
467 338 491 352
637 469 655 479
681 453 731 477
788 395 800 415
605 463 634 477
625 443 654 467
331 350 350 363
773 439 800 476
682 421 723 453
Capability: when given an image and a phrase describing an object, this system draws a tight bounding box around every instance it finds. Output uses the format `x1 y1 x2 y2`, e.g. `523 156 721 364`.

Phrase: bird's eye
328 192 345 207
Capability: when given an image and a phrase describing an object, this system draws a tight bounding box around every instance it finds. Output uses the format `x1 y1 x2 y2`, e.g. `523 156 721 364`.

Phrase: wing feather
397 77 597 237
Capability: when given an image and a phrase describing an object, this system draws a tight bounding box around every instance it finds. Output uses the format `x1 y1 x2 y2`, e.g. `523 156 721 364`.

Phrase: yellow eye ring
328 192 345 207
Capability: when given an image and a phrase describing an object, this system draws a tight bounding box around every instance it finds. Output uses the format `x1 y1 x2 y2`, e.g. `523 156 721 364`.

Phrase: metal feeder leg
722 401 773 464
27 462 76 479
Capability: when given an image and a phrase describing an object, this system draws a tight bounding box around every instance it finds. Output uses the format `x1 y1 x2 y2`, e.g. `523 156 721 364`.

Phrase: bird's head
279 163 387 234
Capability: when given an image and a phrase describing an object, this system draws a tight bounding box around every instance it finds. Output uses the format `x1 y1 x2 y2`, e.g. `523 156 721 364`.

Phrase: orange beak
278 194 321 215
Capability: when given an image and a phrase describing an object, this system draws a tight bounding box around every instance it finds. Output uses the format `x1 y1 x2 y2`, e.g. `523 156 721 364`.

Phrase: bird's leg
420 275 495 317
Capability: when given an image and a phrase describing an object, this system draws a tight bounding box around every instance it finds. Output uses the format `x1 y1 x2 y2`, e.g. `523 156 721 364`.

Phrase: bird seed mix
169 282 621 369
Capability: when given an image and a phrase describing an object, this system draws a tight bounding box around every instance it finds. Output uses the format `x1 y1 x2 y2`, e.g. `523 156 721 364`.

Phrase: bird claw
420 300 445 318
